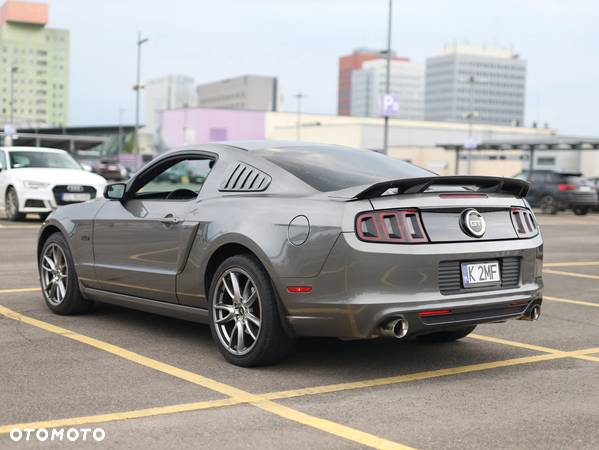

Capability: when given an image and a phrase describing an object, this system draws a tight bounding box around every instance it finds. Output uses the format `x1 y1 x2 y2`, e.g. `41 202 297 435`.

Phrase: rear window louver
219 162 271 192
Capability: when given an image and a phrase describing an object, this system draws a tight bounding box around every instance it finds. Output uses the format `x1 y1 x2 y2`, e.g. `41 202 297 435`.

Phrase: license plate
461 261 501 288
62 193 90 202
578 186 592 192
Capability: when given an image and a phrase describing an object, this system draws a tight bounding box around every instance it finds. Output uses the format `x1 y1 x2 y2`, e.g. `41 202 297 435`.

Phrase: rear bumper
281 233 544 339
558 193 598 209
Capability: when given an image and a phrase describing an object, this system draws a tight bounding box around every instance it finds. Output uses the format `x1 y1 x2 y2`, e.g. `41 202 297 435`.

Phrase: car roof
0 146 68 154
205 140 347 152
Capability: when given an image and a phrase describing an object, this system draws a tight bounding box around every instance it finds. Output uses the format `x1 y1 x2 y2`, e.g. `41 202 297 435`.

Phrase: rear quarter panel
176 194 346 308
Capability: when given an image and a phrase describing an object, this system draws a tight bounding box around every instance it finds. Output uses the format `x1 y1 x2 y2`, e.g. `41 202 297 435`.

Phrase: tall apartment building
196 75 281 111
350 58 425 119
337 48 409 116
0 0 68 128
144 74 194 133
425 44 526 126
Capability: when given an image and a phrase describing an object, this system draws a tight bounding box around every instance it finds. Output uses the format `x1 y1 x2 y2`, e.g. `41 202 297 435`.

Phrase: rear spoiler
352 176 530 200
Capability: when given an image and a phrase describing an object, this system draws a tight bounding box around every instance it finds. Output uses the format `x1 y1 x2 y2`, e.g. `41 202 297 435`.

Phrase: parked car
37 141 543 366
588 177 599 212
0 146 106 221
93 160 129 181
514 170 598 215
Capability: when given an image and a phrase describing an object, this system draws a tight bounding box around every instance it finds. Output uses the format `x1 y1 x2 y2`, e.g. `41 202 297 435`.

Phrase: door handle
160 215 181 225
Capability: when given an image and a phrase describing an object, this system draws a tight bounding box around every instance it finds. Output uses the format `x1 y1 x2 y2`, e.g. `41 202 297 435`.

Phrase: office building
338 48 409 116
196 75 281 111
425 44 526 126
350 58 425 119
0 0 69 128
144 74 194 133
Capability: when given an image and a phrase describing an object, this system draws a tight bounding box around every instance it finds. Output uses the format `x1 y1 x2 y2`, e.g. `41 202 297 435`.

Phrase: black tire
5 187 26 221
208 254 293 367
417 325 477 343
39 232 93 315
539 195 558 215
573 206 589 216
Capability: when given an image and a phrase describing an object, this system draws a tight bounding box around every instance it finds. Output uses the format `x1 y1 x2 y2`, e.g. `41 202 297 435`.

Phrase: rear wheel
5 187 25 221
417 325 476 342
539 195 558 215
209 254 293 367
573 206 589 216
39 233 93 315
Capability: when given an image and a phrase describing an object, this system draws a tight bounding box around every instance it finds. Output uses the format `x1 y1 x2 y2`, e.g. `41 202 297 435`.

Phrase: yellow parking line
0 287 41 294
470 334 599 364
0 305 410 450
4 347 599 436
544 261 599 268
544 295 599 308
0 398 241 435
575 354 599 363
544 269 599 281
470 334 565 354
261 353 563 401
0 353 567 436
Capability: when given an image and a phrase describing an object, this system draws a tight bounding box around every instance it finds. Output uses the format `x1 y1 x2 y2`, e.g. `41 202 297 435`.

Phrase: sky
48 0 598 135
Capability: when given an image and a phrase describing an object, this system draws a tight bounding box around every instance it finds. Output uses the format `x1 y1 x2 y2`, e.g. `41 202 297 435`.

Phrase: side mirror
104 183 126 200
81 163 92 172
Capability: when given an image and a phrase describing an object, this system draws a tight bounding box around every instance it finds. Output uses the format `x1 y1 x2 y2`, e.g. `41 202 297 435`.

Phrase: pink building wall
160 108 266 148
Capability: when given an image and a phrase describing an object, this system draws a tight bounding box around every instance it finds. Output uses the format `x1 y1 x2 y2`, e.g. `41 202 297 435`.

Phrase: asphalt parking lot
0 212 598 449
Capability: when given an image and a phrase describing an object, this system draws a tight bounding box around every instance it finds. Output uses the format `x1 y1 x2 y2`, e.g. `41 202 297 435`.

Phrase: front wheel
209 254 294 367
39 233 93 315
416 325 477 343
573 206 589 216
5 187 26 221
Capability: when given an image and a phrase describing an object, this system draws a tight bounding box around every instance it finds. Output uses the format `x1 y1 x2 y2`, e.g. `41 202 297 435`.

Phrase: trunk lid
334 176 532 242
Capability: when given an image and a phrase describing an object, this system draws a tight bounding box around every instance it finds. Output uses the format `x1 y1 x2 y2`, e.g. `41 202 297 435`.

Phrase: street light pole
117 107 124 159
9 66 18 125
467 74 475 175
382 0 393 155
134 32 148 169
295 91 304 140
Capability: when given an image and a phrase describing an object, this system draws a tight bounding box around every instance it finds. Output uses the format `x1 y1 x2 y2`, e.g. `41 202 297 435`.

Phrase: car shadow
87 301 511 380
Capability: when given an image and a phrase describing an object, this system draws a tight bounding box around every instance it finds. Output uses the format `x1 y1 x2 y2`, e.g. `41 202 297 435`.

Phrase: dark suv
514 170 598 215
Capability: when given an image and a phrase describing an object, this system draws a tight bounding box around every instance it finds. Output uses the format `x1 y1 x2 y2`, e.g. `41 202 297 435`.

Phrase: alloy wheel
41 243 68 306
212 268 262 356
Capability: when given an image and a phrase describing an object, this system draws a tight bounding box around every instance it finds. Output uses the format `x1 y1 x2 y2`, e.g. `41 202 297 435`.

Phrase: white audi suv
0 146 106 221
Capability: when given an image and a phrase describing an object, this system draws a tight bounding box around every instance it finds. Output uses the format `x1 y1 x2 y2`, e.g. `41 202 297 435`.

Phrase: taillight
558 184 576 191
355 209 428 243
510 207 538 238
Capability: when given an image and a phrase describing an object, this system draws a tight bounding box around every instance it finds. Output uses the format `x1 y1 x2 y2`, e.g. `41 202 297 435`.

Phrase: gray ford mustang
37 141 544 366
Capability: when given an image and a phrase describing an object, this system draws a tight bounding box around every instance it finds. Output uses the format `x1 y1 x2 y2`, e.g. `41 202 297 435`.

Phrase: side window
546 173 559 183
134 158 214 200
530 173 544 183
0 150 6 169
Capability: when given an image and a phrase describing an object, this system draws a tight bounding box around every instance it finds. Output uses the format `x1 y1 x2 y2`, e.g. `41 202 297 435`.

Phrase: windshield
9 151 81 170
253 145 434 192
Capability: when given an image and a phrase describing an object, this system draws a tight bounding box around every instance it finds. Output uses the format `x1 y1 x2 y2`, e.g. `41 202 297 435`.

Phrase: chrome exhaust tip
519 304 541 321
379 317 409 339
